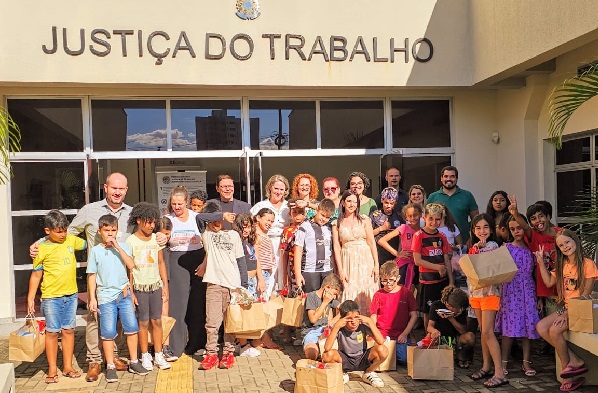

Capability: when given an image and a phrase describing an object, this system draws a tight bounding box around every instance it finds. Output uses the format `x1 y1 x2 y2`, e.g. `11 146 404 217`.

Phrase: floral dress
335 216 379 314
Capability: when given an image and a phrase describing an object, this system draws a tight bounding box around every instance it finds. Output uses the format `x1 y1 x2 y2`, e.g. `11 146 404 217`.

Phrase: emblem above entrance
236 0 260 20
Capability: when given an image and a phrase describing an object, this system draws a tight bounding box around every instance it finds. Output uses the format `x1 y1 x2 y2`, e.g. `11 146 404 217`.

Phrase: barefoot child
535 229 598 391
87 214 149 382
27 210 87 383
126 203 171 371
301 274 342 360
322 300 388 387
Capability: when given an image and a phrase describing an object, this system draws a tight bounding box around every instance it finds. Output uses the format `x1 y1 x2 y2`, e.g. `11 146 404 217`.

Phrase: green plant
563 186 598 258
0 106 21 183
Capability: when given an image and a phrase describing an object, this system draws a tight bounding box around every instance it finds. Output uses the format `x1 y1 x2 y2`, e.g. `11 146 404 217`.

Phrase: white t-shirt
250 199 291 238
438 225 461 246
167 210 203 252
202 230 244 289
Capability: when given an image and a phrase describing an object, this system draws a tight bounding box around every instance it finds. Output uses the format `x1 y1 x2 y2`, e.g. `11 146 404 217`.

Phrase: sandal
471 369 492 381
62 370 81 378
45 375 58 384
560 377 585 392
560 363 588 379
483 376 509 388
458 360 470 369
523 360 536 377
502 360 509 375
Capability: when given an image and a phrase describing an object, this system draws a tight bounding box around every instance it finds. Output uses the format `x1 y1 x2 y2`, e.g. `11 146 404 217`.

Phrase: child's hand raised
507 195 518 216
105 235 117 248
322 288 336 304
534 245 545 263
357 314 374 327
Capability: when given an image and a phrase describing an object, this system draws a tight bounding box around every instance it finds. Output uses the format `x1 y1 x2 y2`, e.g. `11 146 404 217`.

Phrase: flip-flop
62 370 81 378
560 364 588 379
470 369 492 381
483 376 509 389
560 377 585 392
45 375 58 384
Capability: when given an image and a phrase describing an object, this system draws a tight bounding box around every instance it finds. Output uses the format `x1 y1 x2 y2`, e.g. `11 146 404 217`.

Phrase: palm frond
563 186 598 258
0 106 22 184
548 63 598 149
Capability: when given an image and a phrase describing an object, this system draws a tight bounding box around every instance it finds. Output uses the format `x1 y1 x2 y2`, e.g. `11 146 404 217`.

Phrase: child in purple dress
495 215 539 377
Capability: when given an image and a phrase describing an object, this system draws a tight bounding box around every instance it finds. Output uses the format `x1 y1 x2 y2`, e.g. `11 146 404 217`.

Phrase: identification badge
356 331 364 343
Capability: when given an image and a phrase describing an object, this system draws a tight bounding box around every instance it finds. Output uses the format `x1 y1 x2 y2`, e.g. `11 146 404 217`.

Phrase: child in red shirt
370 261 417 365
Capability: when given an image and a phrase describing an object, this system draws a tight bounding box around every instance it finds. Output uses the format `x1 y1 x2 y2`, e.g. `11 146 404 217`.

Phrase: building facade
1 0 598 320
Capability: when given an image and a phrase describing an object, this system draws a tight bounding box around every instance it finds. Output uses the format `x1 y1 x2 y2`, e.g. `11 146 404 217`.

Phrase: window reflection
249 101 317 150
392 100 450 148
7 99 83 152
556 137 590 165
556 170 591 217
11 162 85 211
171 100 242 150
320 101 384 149
92 100 167 151
401 156 452 195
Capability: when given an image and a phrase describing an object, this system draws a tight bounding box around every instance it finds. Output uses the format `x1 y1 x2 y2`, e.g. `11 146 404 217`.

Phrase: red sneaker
218 352 235 369
198 354 219 370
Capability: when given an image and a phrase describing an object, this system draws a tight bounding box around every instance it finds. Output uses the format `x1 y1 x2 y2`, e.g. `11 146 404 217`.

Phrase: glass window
249 101 316 150
392 100 451 148
556 169 591 217
7 99 83 152
11 162 85 211
171 100 242 151
400 156 452 197
556 137 590 165
320 101 384 149
92 100 167 151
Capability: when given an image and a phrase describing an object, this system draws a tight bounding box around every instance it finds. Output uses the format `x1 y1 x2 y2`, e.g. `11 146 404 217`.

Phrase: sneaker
239 344 261 358
129 361 150 376
141 352 153 371
105 367 118 383
154 352 171 370
343 373 349 384
162 345 179 362
218 352 235 369
198 354 219 370
362 371 384 388
195 349 207 356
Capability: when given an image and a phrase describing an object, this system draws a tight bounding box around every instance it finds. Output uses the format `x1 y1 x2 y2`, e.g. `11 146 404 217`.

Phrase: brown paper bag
407 345 454 380
294 359 343 393
568 296 598 334
224 302 267 334
458 247 518 290
9 317 46 362
264 295 284 330
376 339 397 372
281 296 306 327
235 329 266 339
147 316 176 345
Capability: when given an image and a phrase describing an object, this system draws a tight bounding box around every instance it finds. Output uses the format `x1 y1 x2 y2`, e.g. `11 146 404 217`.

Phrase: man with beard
427 166 478 243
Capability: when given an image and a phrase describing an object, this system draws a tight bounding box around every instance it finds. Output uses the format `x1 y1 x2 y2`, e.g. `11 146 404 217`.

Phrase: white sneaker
343 373 349 384
239 344 261 357
362 371 384 387
141 352 154 371
154 352 171 370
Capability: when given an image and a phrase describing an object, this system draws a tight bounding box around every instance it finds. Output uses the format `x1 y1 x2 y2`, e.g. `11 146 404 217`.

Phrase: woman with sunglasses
321 177 341 222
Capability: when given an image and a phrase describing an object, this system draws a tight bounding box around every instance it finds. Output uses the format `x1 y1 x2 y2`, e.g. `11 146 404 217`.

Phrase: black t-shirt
370 209 403 264
428 300 466 338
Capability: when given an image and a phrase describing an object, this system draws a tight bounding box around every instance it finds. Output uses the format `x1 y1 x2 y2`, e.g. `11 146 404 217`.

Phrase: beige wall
471 0 598 85
0 0 471 87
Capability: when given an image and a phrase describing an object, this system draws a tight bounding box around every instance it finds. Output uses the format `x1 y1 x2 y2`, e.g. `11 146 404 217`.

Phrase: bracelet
556 306 567 315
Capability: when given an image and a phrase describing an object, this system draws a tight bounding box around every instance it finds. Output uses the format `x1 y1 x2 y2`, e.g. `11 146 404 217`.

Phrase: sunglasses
323 187 338 192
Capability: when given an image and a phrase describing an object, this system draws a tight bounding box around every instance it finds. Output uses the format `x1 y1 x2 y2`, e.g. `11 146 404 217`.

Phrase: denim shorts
247 270 272 300
41 293 78 333
395 338 412 365
302 326 326 346
98 292 139 340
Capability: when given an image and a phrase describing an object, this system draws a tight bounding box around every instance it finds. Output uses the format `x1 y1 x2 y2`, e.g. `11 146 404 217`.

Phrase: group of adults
35 165 479 383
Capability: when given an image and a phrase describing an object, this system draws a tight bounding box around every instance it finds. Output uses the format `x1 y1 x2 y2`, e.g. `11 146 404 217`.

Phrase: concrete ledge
555 330 598 385
0 363 15 393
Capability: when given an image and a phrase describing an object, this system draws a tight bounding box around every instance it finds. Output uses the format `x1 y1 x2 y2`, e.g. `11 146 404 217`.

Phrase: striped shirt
68 199 133 248
257 232 276 270
293 220 333 273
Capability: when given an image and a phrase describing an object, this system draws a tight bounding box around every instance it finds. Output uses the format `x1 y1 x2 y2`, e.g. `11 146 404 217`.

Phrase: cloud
126 129 196 150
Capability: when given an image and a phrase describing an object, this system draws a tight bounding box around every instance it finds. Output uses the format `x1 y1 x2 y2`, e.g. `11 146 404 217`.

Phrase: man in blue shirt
427 166 479 243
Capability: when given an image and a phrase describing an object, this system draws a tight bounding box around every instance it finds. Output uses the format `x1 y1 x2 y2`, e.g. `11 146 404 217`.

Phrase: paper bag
568 296 598 334
9 317 46 362
407 345 454 380
225 302 267 334
281 296 306 327
294 359 343 393
235 330 266 339
264 295 284 330
458 247 518 290
147 316 176 345
376 340 397 372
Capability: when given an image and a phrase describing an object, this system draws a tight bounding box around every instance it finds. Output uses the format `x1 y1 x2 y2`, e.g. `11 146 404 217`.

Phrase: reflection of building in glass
195 110 244 150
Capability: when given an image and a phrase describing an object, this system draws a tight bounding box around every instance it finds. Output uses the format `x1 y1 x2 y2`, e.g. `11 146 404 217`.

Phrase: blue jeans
303 326 326 346
98 292 138 340
41 293 78 333
396 338 412 365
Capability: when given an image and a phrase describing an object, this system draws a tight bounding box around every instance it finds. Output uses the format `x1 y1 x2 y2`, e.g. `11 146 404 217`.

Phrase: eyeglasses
323 187 338 192
219 185 234 189
380 278 397 284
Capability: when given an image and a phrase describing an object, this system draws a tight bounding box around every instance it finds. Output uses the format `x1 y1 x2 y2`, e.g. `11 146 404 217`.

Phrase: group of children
26 186 598 391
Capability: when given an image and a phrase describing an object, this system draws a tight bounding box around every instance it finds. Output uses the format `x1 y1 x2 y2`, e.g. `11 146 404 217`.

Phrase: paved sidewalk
0 326 585 392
